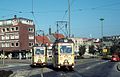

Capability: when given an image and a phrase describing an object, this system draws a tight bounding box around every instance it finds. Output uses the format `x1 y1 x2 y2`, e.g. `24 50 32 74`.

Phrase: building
70 37 89 52
0 15 35 59
103 35 120 46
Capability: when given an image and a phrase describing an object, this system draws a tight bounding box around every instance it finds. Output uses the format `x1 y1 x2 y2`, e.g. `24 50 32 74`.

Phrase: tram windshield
35 49 44 55
60 45 72 54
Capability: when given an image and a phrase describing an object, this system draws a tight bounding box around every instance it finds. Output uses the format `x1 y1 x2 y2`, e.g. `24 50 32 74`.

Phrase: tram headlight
38 59 42 63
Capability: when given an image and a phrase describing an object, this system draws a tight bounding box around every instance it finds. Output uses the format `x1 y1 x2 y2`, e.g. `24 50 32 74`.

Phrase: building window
10 35 14 39
29 43 31 46
6 35 9 40
14 34 19 39
28 28 34 32
2 43 5 47
11 27 14 31
16 42 19 47
6 28 9 32
1 36 5 40
15 27 19 31
2 28 5 32
6 43 10 47
11 43 14 47
29 35 34 39
29 42 34 47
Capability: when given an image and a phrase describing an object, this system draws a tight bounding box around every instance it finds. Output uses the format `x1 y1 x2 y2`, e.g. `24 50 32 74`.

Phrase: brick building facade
0 16 35 59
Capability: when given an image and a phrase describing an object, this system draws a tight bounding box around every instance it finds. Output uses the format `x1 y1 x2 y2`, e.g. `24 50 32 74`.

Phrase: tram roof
54 38 74 44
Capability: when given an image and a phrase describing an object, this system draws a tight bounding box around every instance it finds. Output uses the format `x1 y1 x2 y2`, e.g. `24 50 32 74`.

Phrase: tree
78 45 86 57
110 45 120 54
89 45 95 55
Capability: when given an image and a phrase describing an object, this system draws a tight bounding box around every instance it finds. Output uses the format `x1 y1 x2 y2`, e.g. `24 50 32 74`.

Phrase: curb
117 63 120 71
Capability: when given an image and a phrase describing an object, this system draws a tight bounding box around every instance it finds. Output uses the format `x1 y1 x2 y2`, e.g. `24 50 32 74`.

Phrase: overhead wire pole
56 21 68 38
68 0 71 38
31 0 43 77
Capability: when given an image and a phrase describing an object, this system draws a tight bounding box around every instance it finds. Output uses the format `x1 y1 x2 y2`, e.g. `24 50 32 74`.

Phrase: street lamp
100 18 104 39
100 18 104 53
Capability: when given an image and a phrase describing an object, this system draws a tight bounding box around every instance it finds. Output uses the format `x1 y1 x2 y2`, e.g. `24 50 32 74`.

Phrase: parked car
111 54 120 62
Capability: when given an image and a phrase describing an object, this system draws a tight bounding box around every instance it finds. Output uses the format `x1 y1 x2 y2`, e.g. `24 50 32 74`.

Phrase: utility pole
68 0 71 38
57 22 59 40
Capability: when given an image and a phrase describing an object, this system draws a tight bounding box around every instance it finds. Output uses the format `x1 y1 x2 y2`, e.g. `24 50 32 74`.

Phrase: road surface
0 59 120 77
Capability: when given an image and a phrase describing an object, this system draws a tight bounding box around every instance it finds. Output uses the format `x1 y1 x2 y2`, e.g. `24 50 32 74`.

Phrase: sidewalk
0 59 31 68
0 63 30 68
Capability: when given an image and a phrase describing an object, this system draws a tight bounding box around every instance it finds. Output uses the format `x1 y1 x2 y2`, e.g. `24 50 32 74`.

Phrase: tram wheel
69 66 74 71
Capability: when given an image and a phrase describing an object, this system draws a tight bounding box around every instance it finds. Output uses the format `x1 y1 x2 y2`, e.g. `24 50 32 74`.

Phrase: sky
0 0 120 38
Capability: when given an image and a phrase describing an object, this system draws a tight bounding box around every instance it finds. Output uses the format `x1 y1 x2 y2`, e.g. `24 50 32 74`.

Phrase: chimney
49 26 51 35
14 15 17 19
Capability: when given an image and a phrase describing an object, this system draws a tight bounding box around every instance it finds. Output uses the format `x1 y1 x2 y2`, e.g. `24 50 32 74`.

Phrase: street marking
85 61 108 70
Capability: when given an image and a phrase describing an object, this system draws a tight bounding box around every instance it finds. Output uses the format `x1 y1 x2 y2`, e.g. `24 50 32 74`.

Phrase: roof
35 33 65 46
0 17 33 21
0 17 34 26
53 33 65 39
35 35 51 46
54 38 74 44
47 35 56 43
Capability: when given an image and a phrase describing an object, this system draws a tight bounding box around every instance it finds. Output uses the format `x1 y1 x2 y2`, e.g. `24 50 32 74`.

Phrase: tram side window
35 49 44 55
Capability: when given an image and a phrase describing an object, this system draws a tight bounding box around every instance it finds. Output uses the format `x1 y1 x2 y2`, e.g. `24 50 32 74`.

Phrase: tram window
60 45 72 53
35 49 44 55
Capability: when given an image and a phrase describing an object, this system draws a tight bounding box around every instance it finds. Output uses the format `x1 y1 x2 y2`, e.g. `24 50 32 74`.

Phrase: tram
52 38 75 69
31 44 47 66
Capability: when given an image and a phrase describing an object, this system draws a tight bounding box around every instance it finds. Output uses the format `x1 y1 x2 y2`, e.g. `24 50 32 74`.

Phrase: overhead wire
1 1 120 16
31 0 41 32
91 1 120 10
58 0 75 36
